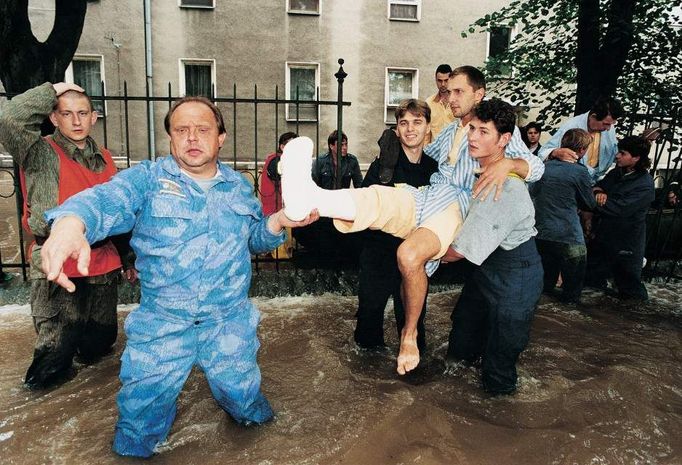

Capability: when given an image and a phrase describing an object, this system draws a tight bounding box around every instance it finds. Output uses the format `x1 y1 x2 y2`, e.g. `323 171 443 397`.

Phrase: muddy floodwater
0 285 680 465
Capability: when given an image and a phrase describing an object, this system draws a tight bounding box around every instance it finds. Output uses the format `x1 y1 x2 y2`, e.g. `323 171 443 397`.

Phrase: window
179 59 216 98
388 0 421 21
487 26 514 76
384 67 418 123
287 0 320 15
65 55 106 115
285 62 319 121
179 0 214 8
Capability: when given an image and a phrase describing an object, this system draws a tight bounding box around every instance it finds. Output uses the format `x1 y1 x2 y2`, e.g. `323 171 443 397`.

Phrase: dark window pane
184 64 213 97
289 0 319 13
72 59 104 114
388 71 413 105
289 68 316 101
180 0 213 7
289 67 317 120
390 4 418 20
489 27 511 58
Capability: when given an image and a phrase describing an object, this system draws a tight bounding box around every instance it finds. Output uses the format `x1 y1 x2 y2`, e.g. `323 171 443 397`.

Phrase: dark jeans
586 239 648 300
354 242 427 351
447 239 543 395
535 239 586 302
25 270 119 388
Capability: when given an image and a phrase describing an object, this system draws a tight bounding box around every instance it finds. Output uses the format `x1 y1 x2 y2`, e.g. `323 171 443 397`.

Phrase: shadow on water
0 285 680 465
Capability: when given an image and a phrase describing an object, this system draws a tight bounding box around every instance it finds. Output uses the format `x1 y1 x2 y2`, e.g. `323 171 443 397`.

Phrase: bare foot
396 333 420 375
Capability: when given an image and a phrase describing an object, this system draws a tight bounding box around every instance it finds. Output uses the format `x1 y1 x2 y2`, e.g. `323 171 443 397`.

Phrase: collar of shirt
52 128 103 162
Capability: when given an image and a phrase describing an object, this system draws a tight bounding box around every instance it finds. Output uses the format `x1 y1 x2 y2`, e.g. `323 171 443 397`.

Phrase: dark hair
278 131 298 149
395 98 431 124
327 130 347 149
561 128 592 152
53 90 94 112
525 122 542 134
470 98 516 135
164 96 226 135
435 64 452 75
450 65 486 91
618 136 651 171
590 96 624 121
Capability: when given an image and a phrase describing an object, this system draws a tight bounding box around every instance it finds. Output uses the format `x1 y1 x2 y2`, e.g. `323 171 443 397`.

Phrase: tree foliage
0 0 87 95
464 0 682 128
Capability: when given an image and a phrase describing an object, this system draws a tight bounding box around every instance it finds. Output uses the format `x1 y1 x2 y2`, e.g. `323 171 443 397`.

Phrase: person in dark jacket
530 128 596 303
586 136 655 300
311 130 363 190
354 99 438 352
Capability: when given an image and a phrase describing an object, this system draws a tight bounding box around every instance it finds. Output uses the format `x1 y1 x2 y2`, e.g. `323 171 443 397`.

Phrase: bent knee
397 243 430 274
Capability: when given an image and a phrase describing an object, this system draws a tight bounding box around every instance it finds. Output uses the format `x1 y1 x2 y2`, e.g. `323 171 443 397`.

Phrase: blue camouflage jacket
46 156 285 319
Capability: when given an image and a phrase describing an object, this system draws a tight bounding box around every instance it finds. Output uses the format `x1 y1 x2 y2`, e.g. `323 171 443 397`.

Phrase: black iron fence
1 66 681 281
0 59 351 279
625 105 682 279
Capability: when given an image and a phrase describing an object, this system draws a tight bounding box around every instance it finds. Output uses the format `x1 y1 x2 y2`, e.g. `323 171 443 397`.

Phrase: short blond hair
561 128 592 152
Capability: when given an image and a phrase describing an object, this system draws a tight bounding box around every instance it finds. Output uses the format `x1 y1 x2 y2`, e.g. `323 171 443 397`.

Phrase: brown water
0 286 680 465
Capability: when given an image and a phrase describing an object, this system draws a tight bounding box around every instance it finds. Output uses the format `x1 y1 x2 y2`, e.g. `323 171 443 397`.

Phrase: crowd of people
0 61 676 457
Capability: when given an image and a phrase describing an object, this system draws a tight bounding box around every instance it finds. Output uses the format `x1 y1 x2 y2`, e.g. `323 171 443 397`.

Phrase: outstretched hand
40 216 90 292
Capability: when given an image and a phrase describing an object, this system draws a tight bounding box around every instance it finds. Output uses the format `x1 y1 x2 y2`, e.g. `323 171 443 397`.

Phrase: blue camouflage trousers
112 302 273 457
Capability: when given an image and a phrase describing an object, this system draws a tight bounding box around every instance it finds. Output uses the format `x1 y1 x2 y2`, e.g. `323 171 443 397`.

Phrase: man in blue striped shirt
280 67 544 376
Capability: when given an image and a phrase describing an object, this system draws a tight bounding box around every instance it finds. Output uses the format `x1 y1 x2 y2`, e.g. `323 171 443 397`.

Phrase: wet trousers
535 239 587 303
25 271 119 388
586 239 648 300
113 304 273 458
355 242 427 351
447 239 543 395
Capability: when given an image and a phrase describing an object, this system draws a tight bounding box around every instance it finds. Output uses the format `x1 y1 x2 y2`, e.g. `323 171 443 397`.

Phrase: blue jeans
447 239 543 394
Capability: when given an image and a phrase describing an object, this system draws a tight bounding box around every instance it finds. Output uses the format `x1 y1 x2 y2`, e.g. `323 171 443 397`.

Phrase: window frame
285 61 320 122
178 0 215 9
387 0 421 22
485 25 517 77
178 58 217 98
384 66 419 124
286 0 321 15
65 54 106 117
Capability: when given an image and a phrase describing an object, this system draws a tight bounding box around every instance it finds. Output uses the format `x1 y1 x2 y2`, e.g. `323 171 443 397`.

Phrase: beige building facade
6 0 514 167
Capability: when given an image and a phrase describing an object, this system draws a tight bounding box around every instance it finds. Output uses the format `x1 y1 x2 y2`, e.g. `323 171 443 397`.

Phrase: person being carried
442 99 543 395
0 82 136 389
38 96 317 458
279 68 544 376
530 128 596 303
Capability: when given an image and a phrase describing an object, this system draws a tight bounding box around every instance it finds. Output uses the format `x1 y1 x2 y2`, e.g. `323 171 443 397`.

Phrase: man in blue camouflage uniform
39 97 317 458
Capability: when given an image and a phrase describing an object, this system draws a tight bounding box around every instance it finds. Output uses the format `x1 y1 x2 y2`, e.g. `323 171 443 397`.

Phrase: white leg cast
280 137 316 221
280 136 358 221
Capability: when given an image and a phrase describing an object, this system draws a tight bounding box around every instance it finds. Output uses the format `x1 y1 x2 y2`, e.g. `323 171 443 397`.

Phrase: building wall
9 0 510 165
